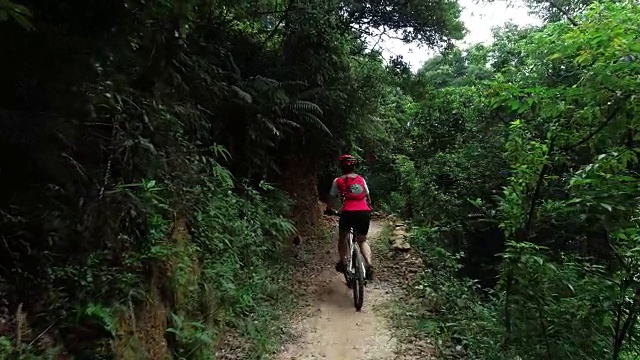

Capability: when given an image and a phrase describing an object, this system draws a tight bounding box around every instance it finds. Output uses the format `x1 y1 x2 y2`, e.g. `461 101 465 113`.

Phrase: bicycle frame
332 214 366 311
345 228 367 280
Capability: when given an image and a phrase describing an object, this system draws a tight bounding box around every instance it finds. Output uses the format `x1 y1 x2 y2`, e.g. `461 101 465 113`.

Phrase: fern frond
259 116 282 138
62 153 88 181
279 80 309 93
289 100 323 116
249 116 281 143
296 112 332 136
280 80 308 87
251 76 280 91
272 89 291 106
275 118 302 130
211 143 231 161
230 85 253 103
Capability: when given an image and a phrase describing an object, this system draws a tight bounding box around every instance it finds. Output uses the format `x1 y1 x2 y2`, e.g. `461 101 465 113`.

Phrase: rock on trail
389 223 411 252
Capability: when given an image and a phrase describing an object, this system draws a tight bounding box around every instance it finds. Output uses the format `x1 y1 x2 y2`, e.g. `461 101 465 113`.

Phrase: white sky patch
366 0 543 71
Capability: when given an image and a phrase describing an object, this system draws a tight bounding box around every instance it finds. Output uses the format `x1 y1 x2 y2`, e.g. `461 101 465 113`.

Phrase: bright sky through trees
367 0 543 70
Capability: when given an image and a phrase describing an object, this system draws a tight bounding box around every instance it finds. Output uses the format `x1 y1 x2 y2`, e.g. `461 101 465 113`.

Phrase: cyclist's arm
326 179 341 212
363 179 372 209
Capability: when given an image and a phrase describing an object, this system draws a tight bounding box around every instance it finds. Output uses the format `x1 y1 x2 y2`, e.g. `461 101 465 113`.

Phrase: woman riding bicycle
325 154 374 280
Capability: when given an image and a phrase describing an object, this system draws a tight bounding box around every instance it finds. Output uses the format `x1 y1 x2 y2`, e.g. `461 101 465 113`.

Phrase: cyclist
324 154 374 280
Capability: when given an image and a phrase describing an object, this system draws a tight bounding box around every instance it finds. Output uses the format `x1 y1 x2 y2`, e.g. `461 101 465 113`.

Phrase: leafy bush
384 2 640 359
0 0 464 355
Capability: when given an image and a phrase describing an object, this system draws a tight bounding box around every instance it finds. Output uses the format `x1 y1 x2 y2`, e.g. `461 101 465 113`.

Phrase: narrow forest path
276 211 431 360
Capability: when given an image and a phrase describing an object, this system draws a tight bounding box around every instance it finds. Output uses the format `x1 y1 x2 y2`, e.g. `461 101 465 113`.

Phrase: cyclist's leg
354 211 373 279
359 240 373 266
336 212 352 272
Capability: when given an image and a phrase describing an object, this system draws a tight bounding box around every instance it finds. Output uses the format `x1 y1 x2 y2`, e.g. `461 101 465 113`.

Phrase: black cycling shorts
339 210 371 237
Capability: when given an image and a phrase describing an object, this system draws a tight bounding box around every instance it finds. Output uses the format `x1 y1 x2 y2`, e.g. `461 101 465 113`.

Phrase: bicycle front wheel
352 245 365 311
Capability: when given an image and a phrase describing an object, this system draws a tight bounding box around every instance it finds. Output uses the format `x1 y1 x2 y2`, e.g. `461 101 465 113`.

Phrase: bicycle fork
345 230 367 284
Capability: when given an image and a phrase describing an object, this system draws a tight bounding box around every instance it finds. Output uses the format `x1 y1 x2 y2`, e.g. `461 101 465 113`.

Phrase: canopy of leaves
2 0 640 358
0 0 466 357
365 1 640 359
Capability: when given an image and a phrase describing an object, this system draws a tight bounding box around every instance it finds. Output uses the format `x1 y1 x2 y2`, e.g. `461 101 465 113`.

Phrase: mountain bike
330 212 367 311
346 227 367 311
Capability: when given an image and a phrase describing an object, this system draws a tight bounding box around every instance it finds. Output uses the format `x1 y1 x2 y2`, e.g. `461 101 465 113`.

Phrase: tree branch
525 136 556 236
560 94 630 151
263 14 287 44
547 0 579 26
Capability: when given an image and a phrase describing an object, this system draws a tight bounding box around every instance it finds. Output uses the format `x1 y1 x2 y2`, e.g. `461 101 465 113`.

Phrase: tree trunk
281 157 322 239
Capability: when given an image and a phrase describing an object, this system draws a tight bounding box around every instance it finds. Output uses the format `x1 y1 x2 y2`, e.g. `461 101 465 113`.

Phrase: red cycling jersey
330 173 371 212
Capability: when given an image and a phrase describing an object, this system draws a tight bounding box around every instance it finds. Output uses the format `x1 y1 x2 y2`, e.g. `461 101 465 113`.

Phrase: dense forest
0 0 638 358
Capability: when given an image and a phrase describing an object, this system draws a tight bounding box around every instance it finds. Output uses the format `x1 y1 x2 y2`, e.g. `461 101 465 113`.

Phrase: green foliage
0 0 467 356
190 177 295 321
396 226 510 359
0 0 33 29
345 0 466 44
0 336 62 360
374 1 640 359
166 314 215 360
5 0 638 357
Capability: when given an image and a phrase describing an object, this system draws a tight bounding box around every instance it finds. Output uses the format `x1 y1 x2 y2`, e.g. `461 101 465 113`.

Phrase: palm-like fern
226 75 331 143
219 73 335 173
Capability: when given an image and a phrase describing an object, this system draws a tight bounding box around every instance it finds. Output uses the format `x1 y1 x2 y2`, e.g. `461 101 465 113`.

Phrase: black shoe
366 265 374 281
335 261 345 273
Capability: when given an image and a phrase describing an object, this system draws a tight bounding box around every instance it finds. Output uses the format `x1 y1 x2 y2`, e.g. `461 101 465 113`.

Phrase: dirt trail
276 219 403 360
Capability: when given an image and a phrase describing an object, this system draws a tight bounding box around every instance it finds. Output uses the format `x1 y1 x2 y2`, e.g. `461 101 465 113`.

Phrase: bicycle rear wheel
352 245 365 311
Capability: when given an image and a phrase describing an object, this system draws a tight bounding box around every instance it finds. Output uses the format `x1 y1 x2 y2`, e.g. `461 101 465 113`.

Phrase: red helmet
339 154 357 166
